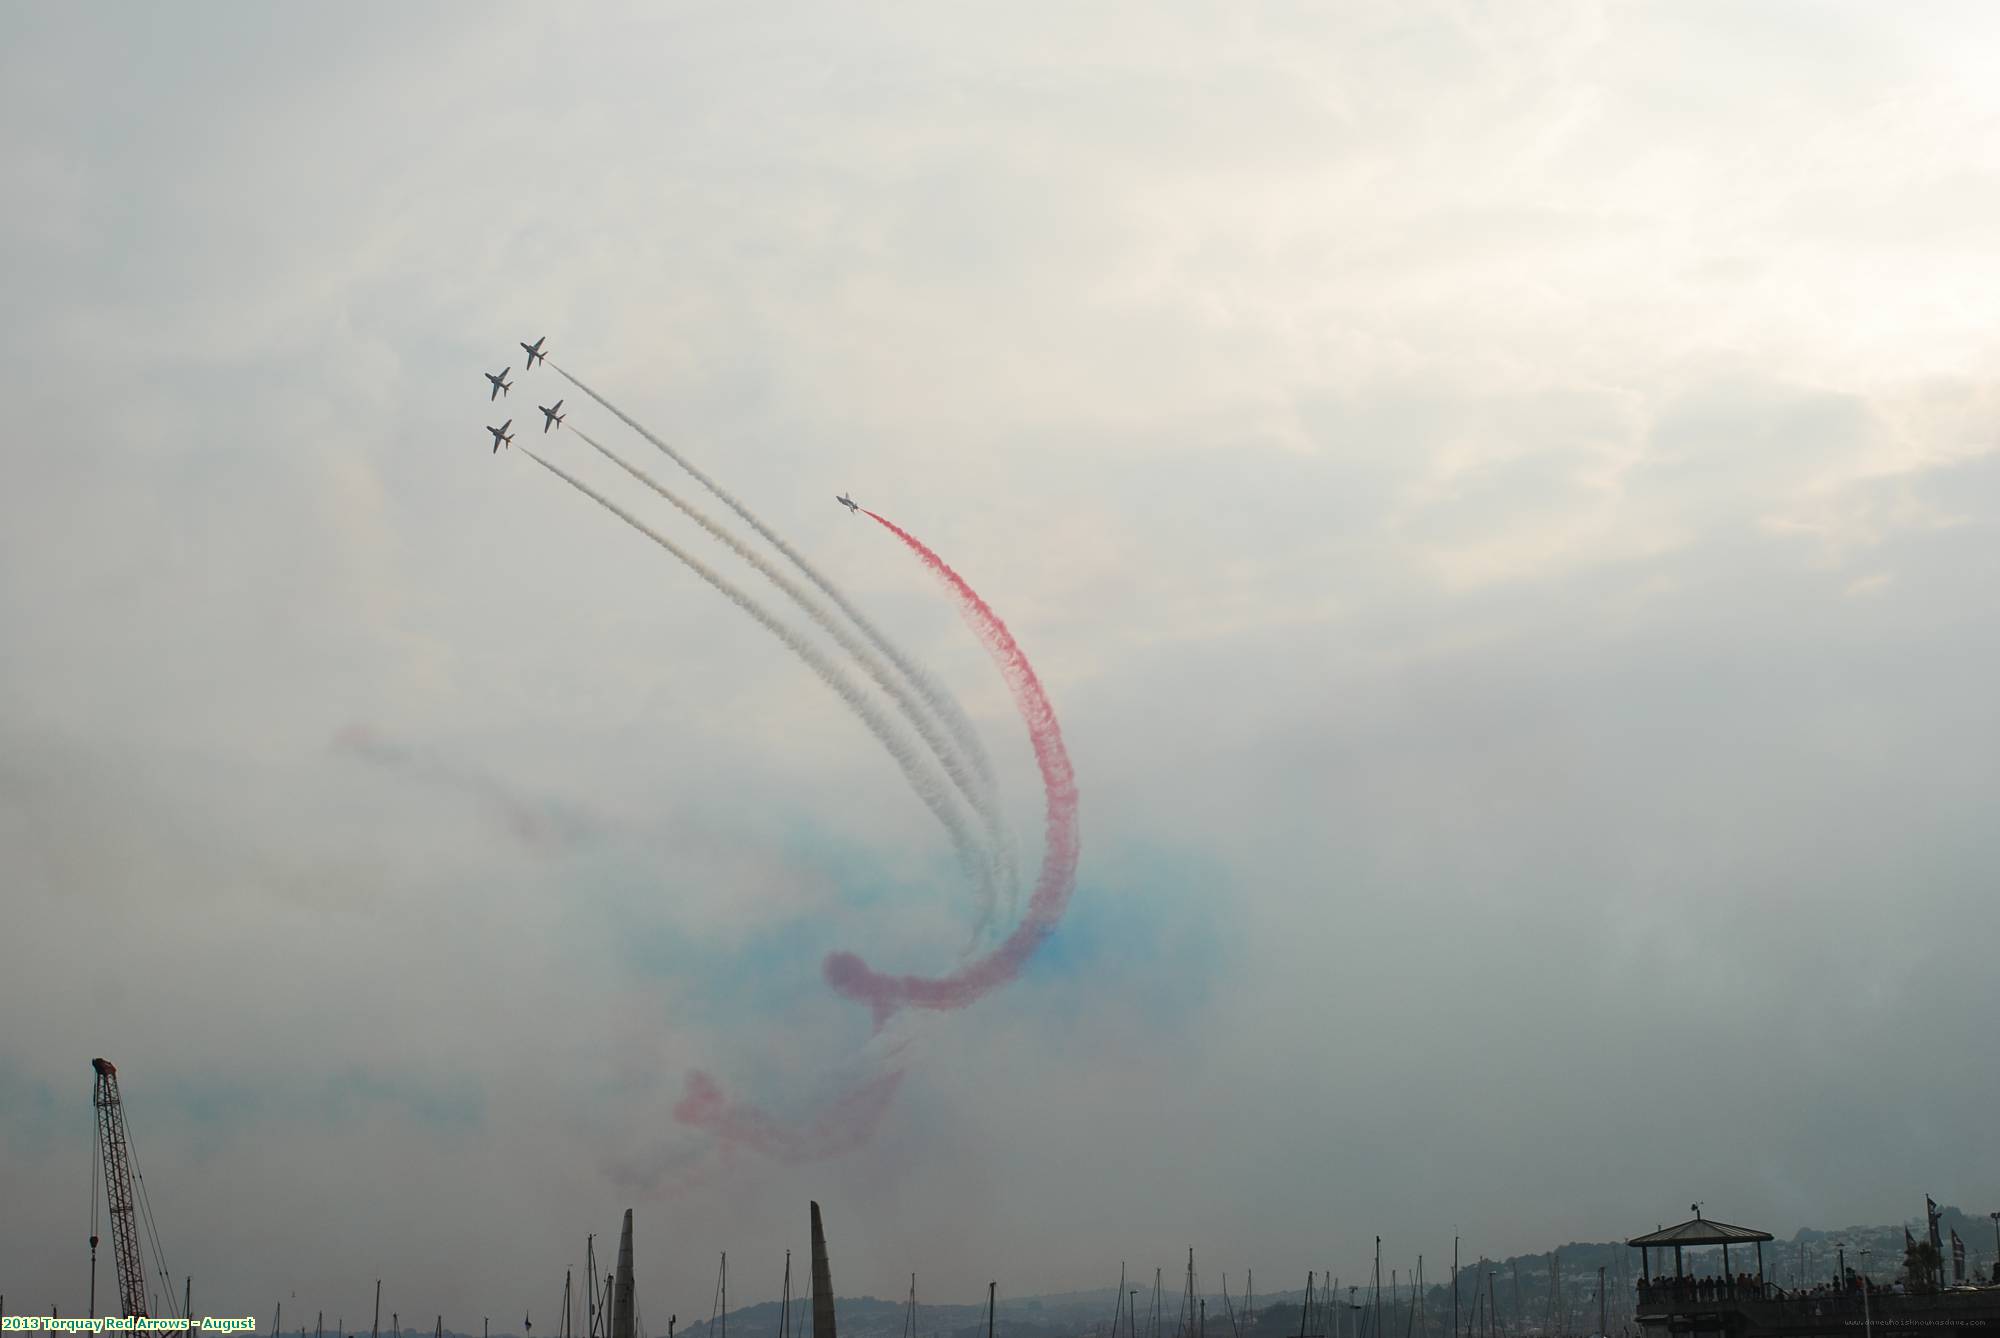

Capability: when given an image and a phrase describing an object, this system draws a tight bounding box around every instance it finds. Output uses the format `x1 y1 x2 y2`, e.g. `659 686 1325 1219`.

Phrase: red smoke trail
671 1068 906 1163
663 512 1076 1160
821 511 1080 1025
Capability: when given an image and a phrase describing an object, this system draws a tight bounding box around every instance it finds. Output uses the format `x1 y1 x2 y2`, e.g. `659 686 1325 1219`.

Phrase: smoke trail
521 449 989 884
651 509 1077 1165
670 1067 906 1163
550 361 1018 919
822 510 1080 1025
567 424 1008 944
331 723 596 853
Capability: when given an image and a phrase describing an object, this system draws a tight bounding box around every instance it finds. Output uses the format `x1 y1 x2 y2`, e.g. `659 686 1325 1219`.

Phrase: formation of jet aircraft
476 338 551 451
479 336 860 514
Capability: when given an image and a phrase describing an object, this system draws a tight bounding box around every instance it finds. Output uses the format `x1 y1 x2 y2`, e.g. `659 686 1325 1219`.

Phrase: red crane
92 1058 152 1319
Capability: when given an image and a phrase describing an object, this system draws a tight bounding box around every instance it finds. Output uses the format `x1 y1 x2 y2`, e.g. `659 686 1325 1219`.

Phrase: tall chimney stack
612 1210 636 1338
810 1202 837 1338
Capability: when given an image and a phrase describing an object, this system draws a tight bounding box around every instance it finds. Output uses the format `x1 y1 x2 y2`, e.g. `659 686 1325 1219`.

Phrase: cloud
4 0 1999 1316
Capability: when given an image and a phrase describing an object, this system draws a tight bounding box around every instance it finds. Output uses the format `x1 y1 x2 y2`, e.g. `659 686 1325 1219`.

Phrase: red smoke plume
663 510 1077 1161
821 511 1081 1026
672 1067 906 1163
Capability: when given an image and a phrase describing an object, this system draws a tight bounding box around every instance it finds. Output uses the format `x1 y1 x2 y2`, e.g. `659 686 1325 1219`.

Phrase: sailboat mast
780 1251 792 1338
1187 1252 1198 1338
1372 1242 1382 1338
1451 1241 1459 1338
613 1210 636 1338
809 1202 837 1338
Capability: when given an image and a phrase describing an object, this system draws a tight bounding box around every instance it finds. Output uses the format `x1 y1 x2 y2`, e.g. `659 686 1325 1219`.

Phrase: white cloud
4 0 1998 1316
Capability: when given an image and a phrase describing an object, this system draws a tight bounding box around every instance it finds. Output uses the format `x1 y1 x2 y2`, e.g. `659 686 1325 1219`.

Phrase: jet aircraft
485 367 512 401
836 493 859 514
539 400 565 433
519 335 548 370
487 420 514 453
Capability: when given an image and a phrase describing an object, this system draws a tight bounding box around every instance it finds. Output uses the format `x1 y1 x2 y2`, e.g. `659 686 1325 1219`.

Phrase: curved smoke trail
611 1061 909 1193
567 424 1006 945
671 1067 906 1164
522 449 989 885
658 510 1079 1162
822 510 1080 1026
550 362 1020 924
331 724 596 853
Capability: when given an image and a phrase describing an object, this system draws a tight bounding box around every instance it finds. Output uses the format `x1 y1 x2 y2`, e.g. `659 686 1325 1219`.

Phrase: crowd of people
1635 1274 1773 1305
1637 1270 1954 1306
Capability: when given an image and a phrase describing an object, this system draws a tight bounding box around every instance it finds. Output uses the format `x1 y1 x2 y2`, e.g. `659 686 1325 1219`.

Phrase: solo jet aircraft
487 420 514 453
539 400 565 433
485 367 512 401
835 493 859 514
519 335 548 370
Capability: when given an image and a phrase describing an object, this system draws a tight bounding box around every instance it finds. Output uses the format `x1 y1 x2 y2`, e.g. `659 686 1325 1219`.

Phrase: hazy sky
4 0 1997 1322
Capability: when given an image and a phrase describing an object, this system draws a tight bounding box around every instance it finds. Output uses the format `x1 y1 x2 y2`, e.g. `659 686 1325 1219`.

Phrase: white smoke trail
550 362 1022 928
569 424 1009 944
523 448 989 886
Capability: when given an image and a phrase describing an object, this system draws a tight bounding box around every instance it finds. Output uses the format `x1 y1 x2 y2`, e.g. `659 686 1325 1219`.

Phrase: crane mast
92 1058 149 1318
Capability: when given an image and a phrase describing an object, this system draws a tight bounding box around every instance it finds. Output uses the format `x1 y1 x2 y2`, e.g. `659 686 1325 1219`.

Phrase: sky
4 0 1999 1322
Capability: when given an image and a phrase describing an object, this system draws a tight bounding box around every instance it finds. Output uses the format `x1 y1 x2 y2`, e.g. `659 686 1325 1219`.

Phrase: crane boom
92 1058 149 1318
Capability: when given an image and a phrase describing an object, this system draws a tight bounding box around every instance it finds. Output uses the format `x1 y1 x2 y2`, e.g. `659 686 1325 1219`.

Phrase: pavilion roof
1627 1215 1774 1247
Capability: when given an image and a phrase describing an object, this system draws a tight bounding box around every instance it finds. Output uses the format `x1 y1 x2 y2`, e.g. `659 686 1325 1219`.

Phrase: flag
1906 1227 1917 1251
1951 1231 1965 1284
1927 1196 1943 1255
